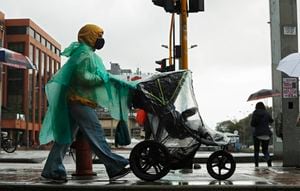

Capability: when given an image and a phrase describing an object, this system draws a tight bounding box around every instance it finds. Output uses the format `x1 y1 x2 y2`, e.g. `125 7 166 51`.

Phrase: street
0 150 300 190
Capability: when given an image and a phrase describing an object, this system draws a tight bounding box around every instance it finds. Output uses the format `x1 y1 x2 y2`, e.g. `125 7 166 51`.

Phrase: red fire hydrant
72 132 96 177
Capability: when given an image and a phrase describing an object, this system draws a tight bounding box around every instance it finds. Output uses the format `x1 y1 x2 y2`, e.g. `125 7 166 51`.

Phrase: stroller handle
200 138 219 146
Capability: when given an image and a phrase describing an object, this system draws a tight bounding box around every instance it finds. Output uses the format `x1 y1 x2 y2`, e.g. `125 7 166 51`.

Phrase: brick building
0 11 61 146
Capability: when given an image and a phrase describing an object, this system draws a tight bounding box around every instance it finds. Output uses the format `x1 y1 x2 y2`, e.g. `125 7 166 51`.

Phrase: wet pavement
0 150 300 190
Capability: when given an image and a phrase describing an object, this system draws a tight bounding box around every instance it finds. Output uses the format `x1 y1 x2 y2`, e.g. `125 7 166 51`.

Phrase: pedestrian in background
39 24 133 183
250 102 274 167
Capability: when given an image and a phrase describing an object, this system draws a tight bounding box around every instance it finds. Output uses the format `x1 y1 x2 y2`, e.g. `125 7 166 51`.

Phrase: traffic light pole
169 13 175 66
270 0 300 167
152 0 204 71
180 0 188 69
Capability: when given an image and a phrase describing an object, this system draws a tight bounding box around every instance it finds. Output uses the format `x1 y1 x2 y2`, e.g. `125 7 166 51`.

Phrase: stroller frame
129 70 236 181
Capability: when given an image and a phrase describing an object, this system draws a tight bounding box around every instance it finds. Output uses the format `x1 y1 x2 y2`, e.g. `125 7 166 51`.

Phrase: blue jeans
253 136 270 163
42 103 129 178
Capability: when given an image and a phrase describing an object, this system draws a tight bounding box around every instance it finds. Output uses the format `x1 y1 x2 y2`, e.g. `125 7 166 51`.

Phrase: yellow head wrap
78 24 104 48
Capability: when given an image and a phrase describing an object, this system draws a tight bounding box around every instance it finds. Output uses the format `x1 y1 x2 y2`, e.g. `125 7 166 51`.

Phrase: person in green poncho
40 24 131 182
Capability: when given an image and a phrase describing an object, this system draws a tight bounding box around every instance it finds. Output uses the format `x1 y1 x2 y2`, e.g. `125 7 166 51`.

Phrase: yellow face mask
77 24 104 48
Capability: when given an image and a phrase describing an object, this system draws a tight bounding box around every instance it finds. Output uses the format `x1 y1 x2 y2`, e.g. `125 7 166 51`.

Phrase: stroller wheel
206 150 236 180
129 140 170 181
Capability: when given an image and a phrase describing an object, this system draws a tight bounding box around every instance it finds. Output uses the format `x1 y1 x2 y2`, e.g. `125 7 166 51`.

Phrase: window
28 44 34 75
41 37 46 47
29 44 34 61
28 27 35 38
51 45 55 53
35 48 40 72
6 26 27 35
46 56 50 81
56 62 60 71
47 57 50 73
35 32 41 42
6 68 24 114
46 41 51 50
41 52 45 76
55 48 60 56
8 42 25 54
51 59 55 76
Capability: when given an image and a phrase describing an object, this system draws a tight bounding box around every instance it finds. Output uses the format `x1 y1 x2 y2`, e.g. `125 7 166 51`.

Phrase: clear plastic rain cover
133 70 230 150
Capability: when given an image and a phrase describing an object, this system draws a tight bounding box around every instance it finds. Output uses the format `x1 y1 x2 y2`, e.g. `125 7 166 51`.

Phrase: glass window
41 52 45 76
28 27 35 38
46 41 51 50
35 32 41 42
6 26 27 35
47 57 50 73
8 42 25 54
6 68 24 114
28 44 34 75
45 56 50 80
51 59 55 76
29 44 34 61
44 55 49 82
55 48 61 56
35 48 40 71
41 37 46 46
56 62 60 71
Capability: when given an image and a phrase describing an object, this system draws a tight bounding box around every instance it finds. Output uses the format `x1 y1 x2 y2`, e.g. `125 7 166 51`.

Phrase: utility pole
179 0 188 69
270 0 300 166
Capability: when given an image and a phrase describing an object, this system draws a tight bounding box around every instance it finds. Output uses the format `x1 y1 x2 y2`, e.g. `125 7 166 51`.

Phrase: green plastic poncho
39 42 137 145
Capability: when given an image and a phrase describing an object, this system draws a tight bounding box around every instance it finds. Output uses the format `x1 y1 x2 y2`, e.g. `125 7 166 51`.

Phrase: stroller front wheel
129 140 170 181
206 150 236 180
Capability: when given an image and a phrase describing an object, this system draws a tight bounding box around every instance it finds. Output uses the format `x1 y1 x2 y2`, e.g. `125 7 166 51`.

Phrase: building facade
1 15 61 146
0 12 4 47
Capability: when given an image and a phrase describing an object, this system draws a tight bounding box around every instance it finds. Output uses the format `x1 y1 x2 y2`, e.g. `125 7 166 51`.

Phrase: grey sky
1 0 294 128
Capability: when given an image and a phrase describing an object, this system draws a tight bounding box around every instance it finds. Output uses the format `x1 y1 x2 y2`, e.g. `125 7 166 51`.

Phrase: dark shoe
40 174 67 183
109 167 131 181
193 163 201 169
255 162 259 167
267 160 272 167
179 168 193 174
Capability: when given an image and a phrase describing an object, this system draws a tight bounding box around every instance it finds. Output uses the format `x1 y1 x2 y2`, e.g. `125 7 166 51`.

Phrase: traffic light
152 0 180 14
155 58 167 72
152 0 204 13
155 58 175 72
165 64 175 72
152 0 164 7
189 0 204 12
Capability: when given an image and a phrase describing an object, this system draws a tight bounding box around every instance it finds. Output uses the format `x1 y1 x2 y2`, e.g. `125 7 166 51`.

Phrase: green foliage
215 106 272 146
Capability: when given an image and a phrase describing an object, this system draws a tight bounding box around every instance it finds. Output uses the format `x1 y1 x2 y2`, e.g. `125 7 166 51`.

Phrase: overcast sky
1 0 298 128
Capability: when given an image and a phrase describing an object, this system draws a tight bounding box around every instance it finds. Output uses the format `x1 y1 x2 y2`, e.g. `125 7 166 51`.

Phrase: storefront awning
0 48 36 69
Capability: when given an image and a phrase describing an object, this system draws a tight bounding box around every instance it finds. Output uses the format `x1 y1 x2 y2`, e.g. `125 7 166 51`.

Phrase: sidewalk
0 150 299 191
0 149 48 163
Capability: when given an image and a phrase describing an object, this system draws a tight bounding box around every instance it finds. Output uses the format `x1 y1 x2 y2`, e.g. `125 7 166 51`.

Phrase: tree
215 106 273 147
216 120 238 133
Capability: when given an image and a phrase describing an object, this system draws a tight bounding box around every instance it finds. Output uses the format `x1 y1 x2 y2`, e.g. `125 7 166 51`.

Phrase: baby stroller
129 70 236 181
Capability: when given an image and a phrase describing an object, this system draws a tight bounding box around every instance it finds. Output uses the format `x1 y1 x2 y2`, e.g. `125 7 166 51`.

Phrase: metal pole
173 13 176 67
180 0 188 69
270 0 299 167
269 0 283 159
169 14 174 66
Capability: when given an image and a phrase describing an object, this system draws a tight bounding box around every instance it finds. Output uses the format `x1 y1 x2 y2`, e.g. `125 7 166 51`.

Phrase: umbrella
0 48 36 69
247 89 280 101
277 52 300 77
